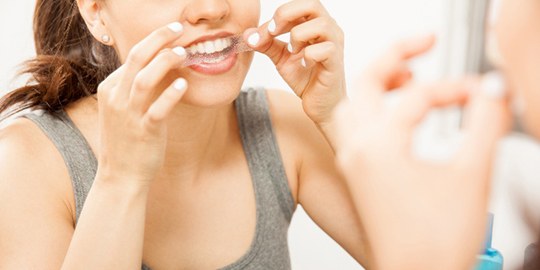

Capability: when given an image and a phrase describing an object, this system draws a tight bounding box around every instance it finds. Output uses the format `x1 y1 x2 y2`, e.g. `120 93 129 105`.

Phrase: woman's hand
96 22 188 186
332 38 511 270
244 0 345 130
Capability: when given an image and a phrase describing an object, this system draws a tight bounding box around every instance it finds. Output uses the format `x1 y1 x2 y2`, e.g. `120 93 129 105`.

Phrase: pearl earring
101 34 111 44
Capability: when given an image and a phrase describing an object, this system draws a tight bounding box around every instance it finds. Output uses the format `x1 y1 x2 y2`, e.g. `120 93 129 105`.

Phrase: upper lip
185 31 236 48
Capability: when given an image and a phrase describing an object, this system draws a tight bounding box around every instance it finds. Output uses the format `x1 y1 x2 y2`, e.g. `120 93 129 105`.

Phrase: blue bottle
474 213 503 270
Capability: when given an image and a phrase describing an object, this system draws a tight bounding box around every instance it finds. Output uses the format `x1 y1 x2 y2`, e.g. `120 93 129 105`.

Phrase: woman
0 0 376 269
332 0 539 269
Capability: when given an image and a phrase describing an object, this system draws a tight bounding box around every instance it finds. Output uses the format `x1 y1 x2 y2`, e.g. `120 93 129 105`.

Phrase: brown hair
0 0 119 120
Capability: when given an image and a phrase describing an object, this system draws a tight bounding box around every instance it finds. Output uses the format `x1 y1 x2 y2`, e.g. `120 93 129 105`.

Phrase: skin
0 0 369 269
333 0 540 269
493 0 540 139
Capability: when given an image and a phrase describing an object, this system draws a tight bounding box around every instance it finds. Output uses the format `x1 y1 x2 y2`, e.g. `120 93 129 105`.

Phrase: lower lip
189 50 238 75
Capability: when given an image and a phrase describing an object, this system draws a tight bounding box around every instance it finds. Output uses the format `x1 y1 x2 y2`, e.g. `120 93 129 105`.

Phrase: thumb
455 72 512 171
349 34 437 111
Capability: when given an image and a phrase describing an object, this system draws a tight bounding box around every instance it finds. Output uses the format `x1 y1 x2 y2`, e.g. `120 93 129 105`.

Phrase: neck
159 102 238 180
83 94 239 182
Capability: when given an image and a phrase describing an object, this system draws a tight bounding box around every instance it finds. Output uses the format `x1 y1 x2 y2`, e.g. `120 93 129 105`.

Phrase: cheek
104 1 185 61
494 0 540 76
494 0 540 138
231 0 260 28
493 1 522 71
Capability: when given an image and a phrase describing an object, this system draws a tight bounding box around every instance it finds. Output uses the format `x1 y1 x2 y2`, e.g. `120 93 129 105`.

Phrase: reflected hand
333 38 511 269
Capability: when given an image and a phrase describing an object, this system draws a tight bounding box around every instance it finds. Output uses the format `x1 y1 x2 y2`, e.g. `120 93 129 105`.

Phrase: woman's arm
267 90 373 268
61 20 188 269
0 119 149 269
61 174 150 269
0 21 189 269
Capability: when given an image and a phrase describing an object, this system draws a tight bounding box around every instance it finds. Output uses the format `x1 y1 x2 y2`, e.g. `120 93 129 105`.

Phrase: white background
0 1 453 269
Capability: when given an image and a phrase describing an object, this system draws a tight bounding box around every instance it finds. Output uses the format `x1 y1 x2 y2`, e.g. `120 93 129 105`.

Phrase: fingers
115 22 185 101
144 78 188 127
363 34 436 91
97 65 125 100
267 0 329 37
129 47 187 113
288 17 343 54
244 0 340 69
390 80 471 131
388 34 436 61
304 41 342 71
348 34 436 111
455 72 511 168
243 24 292 67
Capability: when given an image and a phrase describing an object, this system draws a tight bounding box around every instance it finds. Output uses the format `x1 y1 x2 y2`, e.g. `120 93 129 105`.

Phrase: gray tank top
22 88 296 270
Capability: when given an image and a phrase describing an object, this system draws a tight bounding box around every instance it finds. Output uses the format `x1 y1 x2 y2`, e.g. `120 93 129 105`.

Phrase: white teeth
215 39 224 51
204 41 215 54
197 43 205 54
189 37 234 55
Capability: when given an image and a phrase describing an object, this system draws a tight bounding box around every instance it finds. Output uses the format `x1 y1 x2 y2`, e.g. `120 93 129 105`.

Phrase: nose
185 0 230 25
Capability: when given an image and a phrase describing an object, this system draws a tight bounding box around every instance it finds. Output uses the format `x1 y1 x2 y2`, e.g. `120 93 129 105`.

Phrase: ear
76 0 113 45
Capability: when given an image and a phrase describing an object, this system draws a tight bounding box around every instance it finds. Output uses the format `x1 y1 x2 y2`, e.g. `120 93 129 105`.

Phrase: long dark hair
0 0 119 120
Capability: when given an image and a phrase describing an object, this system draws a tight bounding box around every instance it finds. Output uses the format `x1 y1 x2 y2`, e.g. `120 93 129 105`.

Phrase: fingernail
268 19 277 34
167 22 183 33
481 71 507 99
173 78 187 91
287 43 293 53
172 46 186 56
301 58 307 67
248 32 260 46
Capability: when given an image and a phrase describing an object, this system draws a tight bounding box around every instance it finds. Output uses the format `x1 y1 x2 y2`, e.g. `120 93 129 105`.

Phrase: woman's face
98 0 260 107
491 0 540 138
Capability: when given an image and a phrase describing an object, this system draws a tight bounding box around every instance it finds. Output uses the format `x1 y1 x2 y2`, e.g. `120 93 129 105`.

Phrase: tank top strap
234 88 296 222
21 110 97 222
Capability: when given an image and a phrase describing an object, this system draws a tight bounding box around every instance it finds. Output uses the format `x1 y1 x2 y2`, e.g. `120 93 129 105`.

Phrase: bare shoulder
0 116 75 222
266 90 368 265
0 116 76 267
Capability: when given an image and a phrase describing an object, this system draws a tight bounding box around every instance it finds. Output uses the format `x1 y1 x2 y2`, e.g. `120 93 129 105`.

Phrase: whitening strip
182 34 254 67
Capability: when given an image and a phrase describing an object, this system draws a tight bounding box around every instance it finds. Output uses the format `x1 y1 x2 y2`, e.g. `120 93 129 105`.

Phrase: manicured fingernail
268 19 277 34
301 58 306 67
173 78 187 91
167 22 183 33
481 71 506 99
173 46 186 56
287 43 293 53
248 32 260 46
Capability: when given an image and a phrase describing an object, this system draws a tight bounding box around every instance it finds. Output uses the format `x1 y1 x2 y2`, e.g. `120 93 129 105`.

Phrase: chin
181 80 245 108
178 52 253 108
